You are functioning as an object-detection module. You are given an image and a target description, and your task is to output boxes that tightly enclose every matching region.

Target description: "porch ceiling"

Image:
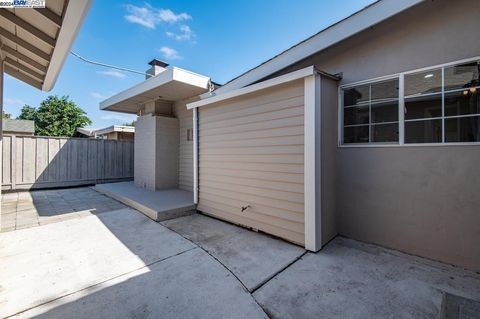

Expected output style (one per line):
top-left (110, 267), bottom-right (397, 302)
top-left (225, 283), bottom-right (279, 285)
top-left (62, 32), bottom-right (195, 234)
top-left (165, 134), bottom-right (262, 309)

top-left (0, 0), bottom-right (92, 91)
top-left (100, 67), bottom-right (211, 114)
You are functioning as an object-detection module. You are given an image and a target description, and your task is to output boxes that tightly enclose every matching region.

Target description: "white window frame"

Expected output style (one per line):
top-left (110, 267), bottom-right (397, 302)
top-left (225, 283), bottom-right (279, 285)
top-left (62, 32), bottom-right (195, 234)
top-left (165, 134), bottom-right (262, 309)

top-left (338, 56), bottom-right (480, 147)
top-left (340, 75), bottom-right (400, 145)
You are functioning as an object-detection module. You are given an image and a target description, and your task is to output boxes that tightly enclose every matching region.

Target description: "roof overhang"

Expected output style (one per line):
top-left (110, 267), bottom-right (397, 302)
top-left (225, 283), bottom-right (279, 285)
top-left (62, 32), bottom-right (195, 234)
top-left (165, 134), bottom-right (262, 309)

top-left (187, 66), bottom-right (338, 109)
top-left (96, 125), bottom-right (135, 135)
top-left (213, 0), bottom-right (423, 95)
top-left (77, 125), bottom-right (135, 137)
top-left (100, 67), bottom-right (211, 114)
top-left (0, 0), bottom-right (93, 91)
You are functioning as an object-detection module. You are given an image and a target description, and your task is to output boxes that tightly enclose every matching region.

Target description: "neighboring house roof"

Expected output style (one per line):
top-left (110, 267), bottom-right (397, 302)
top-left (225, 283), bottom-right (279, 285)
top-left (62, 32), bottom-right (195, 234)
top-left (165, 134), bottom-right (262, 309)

top-left (100, 67), bottom-right (211, 114)
top-left (0, 0), bottom-right (93, 91)
top-left (212, 0), bottom-right (423, 95)
top-left (77, 125), bottom-right (135, 137)
top-left (2, 119), bottom-right (34, 134)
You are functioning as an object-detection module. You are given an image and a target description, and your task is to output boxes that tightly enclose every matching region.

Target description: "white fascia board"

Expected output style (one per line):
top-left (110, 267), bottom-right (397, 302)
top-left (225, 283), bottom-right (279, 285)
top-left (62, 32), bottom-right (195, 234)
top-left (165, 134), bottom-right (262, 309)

top-left (100, 67), bottom-right (210, 110)
top-left (213, 0), bottom-right (423, 95)
top-left (187, 66), bottom-right (317, 109)
top-left (113, 125), bottom-right (135, 133)
top-left (42, 0), bottom-right (93, 92)
top-left (94, 125), bottom-right (135, 136)
top-left (77, 127), bottom-right (95, 136)
top-left (172, 68), bottom-right (211, 89)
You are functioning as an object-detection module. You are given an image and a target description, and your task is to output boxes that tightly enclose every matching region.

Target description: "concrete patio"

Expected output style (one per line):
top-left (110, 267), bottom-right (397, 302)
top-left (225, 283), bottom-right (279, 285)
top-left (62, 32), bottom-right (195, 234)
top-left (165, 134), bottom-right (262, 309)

top-left (1, 188), bottom-right (480, 318)
top-left (0, 187), bottom-right (126, 232)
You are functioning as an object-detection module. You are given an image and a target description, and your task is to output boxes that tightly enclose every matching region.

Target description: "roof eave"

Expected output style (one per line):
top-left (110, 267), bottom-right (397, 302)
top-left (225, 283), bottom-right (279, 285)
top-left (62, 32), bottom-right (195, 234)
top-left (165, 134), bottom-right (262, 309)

top-left (42, 0), bottom-right (93, 92)
top-left (213, 0), bottom-right (423, 95)
top-left (99, 67), bottom-right (211, 113)
top-left (187, 65), bottom-right (336, 109)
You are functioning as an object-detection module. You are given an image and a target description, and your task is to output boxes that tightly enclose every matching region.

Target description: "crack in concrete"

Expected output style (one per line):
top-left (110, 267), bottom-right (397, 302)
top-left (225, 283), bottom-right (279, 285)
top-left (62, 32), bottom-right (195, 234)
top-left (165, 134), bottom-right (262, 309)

top-left (161, 219), bottom-right (307, 319)
top-left (250, 250), bottom-right (308, 294)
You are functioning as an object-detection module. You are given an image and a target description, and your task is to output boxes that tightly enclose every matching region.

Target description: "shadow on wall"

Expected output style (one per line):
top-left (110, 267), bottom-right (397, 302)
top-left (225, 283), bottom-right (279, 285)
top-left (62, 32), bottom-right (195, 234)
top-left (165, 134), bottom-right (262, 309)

top-left (1, 135), bottom-right (134, 192)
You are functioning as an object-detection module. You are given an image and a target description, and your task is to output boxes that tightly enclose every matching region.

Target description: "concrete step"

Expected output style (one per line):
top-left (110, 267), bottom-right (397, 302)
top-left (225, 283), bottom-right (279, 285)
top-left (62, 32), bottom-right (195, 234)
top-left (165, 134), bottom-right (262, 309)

top-left (95, 182), bottom-right (196, 222)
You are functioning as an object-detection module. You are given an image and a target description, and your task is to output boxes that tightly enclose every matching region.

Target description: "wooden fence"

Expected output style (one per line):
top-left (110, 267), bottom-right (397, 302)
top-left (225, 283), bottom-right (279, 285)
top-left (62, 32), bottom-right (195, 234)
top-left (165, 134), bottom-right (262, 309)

top-left (2, 136), bottom-right (134, 191)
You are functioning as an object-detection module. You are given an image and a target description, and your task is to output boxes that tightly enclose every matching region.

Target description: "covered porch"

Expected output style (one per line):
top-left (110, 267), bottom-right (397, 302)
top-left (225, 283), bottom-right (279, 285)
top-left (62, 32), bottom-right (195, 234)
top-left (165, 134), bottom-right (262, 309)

top-left (98, 60), bottom-right (212, 220)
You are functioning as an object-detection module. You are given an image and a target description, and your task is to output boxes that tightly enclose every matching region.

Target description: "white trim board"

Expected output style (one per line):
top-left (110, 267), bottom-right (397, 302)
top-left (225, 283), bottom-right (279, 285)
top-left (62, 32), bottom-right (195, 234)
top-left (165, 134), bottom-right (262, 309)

top-left (304, 74), bottom-right (322, 251)
top-left (211, 0), bottom-right (423, 96)
top-left (193, 107), bottom-right (199, 204)
top-left (187, 66), bottom-right (319, 109)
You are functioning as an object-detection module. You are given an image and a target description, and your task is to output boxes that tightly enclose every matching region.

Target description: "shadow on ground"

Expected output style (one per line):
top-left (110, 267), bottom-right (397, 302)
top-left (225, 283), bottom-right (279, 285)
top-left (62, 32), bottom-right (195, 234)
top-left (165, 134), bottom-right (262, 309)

top-left (1, 187), bottom-right (126, 231)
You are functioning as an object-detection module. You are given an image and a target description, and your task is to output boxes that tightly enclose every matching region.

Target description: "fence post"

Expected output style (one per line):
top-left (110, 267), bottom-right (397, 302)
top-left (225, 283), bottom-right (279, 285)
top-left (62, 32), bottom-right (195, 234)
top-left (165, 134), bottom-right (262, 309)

top-left (11, 135), bottom-right (16, 191)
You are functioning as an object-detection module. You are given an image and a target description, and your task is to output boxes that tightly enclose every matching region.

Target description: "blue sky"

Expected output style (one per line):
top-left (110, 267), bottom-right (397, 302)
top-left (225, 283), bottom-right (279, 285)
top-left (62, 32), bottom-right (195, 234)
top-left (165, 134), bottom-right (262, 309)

top-left (3, 0), bottom-right (375, 128)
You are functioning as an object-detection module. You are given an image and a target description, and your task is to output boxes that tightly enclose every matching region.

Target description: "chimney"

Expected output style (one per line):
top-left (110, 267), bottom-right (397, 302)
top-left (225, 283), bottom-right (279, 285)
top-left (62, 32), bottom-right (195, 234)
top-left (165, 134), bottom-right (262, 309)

top-left (146, 59), bottom-right (169, 79)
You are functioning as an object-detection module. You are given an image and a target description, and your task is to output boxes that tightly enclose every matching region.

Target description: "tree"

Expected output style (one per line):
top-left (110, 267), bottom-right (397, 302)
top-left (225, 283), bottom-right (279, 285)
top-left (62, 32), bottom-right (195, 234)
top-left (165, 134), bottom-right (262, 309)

top-left (18, 96), bottom-right (92, 137)
top-left (122, 120), bottom-right (136, 126)
top-left (17, 105), bottom-right (37, 121)
top-left (2, 111), bottom-right (12, 119)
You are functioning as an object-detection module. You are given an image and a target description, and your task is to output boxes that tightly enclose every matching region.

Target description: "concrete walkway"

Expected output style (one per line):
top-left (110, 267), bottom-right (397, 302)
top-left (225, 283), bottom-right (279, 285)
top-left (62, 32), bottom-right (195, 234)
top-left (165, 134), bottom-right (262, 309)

top-left (1, 189), bottom-right (480, 318)
top-left (254, 237), bottom-right (480, 319)
top-left (0, 208), bottom-right (267, 319)
top-left (162, 214), bottom-right (305, 292)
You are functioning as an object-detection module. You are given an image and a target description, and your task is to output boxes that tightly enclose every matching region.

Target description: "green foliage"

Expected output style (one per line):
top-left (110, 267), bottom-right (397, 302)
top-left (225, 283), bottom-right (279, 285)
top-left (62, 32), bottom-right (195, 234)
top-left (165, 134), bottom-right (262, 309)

top-left (122, 121), bottom-right (136, 127)
top-left (17, 96), bottom-right (92, 137)
top-left (17, 105), bottom-right (37, 121)
top-left (2, 111), bottom-right (12, 119)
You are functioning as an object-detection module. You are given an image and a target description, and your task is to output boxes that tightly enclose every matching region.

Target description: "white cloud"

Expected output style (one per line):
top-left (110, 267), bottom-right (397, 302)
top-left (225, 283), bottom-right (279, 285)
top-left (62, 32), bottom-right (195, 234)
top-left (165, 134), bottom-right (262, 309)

top-left (159, 46), bottom-right (181, 60)
top-left (124, 4), bottom-right (191, 29)
top-left (158, 9), bottom-right (191, 23)
top-left (166, 25), bottom-right (194, 41)
top-left (4, 97), bottom-right (26, 106)
top-left (96, 69), bottom-right (127, 79)
top-left (90, 92), bottom-right (109, 99)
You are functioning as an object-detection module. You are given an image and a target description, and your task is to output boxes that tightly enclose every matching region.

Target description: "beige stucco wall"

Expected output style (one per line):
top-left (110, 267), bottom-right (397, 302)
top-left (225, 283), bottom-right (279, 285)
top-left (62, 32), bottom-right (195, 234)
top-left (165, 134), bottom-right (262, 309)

top-left (198, 80), bottom-right (305, 245)
top-left (134, 114), bottom-right (179, 190)
top-left (267, 0), bottom-right (480, 269)
top-left (155, 116), bottom-right (179, 190)
top-left (269, 0), bottom-right (480, 85)
top-left (319, 76), bottom-right (338, 245)
top-left (134, 115), bottom-right (156, 190)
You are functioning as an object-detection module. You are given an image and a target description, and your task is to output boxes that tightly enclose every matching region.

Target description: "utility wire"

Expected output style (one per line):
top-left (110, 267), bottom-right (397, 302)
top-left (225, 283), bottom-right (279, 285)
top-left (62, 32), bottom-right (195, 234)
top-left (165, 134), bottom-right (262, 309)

top-left (70, 51), bottom-right (150, 77)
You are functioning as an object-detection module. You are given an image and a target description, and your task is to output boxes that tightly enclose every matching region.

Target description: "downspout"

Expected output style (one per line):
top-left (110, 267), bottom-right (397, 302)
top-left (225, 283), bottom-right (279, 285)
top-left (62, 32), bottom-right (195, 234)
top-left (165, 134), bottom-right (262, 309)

top-left (193, 106), bottom-right (199, 204)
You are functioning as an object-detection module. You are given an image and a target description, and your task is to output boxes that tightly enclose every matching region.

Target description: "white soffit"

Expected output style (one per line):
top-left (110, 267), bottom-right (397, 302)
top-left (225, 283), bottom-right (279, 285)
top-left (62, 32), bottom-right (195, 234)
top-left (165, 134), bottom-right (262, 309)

top-left (100, 67), bottom-right (211, 114)
top-left (213, 0), bottom-right (423, 95)
top-left (43, 0), bottom-right (93, 91)
top-left (0, 0), bottom-right (93, 92)
top-left (187, 66), bottom-right (324, 109)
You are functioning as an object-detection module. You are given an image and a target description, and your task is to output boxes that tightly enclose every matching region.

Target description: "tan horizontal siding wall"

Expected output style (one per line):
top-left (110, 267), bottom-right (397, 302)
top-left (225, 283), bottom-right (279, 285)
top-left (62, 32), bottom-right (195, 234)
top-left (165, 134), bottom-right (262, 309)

top-left (174, 101), bottom-right (194, 192)
top-left (198, 80), bottom-right (305, 245)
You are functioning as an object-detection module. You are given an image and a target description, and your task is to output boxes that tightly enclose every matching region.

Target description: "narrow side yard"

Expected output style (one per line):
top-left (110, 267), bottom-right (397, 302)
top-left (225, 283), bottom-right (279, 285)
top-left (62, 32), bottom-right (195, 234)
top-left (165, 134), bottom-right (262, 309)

top-left (1, 188), bottom-right (479, 318)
